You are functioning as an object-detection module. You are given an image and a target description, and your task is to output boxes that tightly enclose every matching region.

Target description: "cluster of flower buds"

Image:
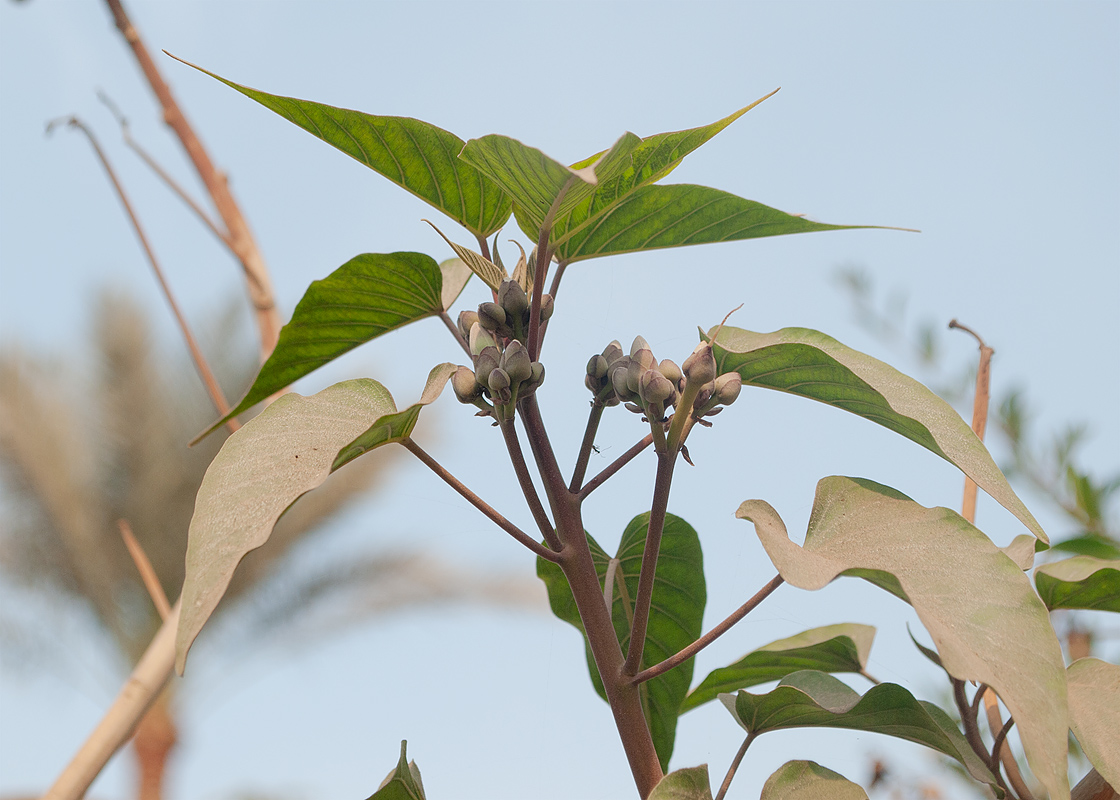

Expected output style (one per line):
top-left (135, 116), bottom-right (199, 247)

top-left (585, 336), bottom-right (743, 426)
top-left (451, 278), bottom-right (549, 421)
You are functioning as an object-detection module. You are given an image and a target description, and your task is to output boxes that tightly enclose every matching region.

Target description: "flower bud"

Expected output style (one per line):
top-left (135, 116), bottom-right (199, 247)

top-left (626, 357), bottom-right (645, 395)
top-left (473, 345), bottom-right (501, 386)
top-left (488, 367), bottom-right (512, 404)
top-left (602, 340), bottom-right (625, 366)
top-left (657, 358), bottom-right (683, 386)
top-left (529, 361), bottom-right (545, 387)
top-left (457, 310), bottom-right (480, 342)
top-left (630, 335), bottom-right (651, 357)
top-left (714, 372), bottom-right (742, 406)
top-left (469, 322), bottom-right (497, 356)
top-left (639, 369), bottom-right (674, 406)
top-left (586, 354), bottom-right (609, 381)
top-left (611, 359), bottom-right (635, 401)
top-left (497, 279), bottom-right (529, 321)
top-left (539, 294), bottom-right (555, 322)
top-left (451, 365), bottom-right (483, 403)
top-left (683, 342), bottom-right (717, 385)
top-left (477, 302), bottom-right (507, 333)
top-left (501, 340), bottom-right (533, 385)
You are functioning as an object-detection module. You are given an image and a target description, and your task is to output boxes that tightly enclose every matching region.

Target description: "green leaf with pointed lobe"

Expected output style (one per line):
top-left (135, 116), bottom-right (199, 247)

top-left (681, 623), bottom-right (875, 712)
top-left (201, 252), bottom-right (448, 438)
top-left (737, 477), bottom-right (1068, 800)
top-left (552, 184), bottom-right (872, 264)
top-left (1035, 557), bottom-right (1120, 612)
top-left (536, 513), bottom-right (706, 771)
top-left (712, 326), bottom-right (1045, 541)
top-left (760, 761), bottom-right (869, 800)
top-left (550, 92), bottom-right (779, 251)
top-left (460, 132), bottom-right (640, 237)
top-left (364, 741), bottom-right (426, 800)
top-left (177, 369), bottom-right (453, 673)
top-left (722, 671), bottom-right (996, 786)
top-left (1067, 658), bottom-right (1120, 786)
top-left (171, 56), bottom-right (511, 237)
top-left (648, 766), bottom-right (713, 800)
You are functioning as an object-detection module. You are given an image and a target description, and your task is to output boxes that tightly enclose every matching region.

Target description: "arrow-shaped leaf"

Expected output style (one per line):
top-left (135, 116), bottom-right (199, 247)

top-left (737, 477), bottom-right (1068, 799)
top-left (721, 670), bottom-right (996, 786)
top-left (760, 761), bottom-right (869, 800)
top-left (681, 623), bottom-right (875, 713)
top-left (552, 184), bottom-right (874, 264)
top-left (1067, 658), bottom-right (1120, 786)
top-left (364, 740), bottom-right (426, 800)
top-left (171, 56), bottom-right (511, 238)
top-left (1035, 556), bottom-right (1120, 612)
top-left (201, 252), bottom-right (448, 438)
top-left (550, 92), bottom-right (779, 252)
top-left (712, 326), bottom-right (1045, 541)
top-left (537, 513), bottom-right (706, 770)
top-left (177, 367), bottom-right (454, 673)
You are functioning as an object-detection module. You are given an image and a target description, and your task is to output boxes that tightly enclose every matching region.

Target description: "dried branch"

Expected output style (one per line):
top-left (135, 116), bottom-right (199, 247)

top-left (103, 0), bottom-right (282, 359)
top-left (118, 519), bottom-right (171, 620)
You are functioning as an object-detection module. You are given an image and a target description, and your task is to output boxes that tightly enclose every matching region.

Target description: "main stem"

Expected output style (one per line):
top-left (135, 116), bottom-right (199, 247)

top-left (517, 396), bottom-right (663, 797)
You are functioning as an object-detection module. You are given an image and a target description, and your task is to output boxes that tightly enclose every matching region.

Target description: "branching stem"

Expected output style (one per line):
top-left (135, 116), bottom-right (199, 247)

top-left (498, 417), bottom-right (561, 551)
top-left (579, 434), bottom-right (654, 500)
top-left (570, 402), bottom-right (606, 493)
top-left (402, 438), bottom-right (558, 561)
top-left (632, 575), bottom-right (784, 685)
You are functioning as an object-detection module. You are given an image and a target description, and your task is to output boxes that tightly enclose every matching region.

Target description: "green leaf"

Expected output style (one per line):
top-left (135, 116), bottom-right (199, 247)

top-left (177, 369), bottom-right (453, 673)
top-left (334, 363), bottom-right (456, 470)
top-left (172, 57), bottom-right (511, 238)
top-left (536, 513), bottom-right (706, 771)
top-left (552, 184), bottom-right (874, 264)
top-left (201, 252), bottom-right (447, 438)
top-left (365, 740), bottom-right (426, 800)
top-left (1049, 533), bottom-right (1120, 560)
top-left (737, 477), bottom-right (1068, 800)
top-left (759, 761), bottom-right (869, 800)
top-left (1035, 556), bottom-right (1120, 612)
top-left (1067, 658), bottom-right (1120, 786)
top-left (722, 671), bottom-right (996, 786)
top-left (681, 623), bottom-right (875, 713)
top-left (459, 132), bottom-right (638, 237)
top-left (649, 766), bottom-right (713, 800)
top-left (550, 92), bottom-right (779, 253)
top-left (712, 326), bottom-right (1046, 541)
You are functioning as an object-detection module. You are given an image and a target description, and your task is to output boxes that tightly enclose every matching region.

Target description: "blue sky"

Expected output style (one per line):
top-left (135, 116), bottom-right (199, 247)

top-left (1, 2), bottom-right (1117, 799)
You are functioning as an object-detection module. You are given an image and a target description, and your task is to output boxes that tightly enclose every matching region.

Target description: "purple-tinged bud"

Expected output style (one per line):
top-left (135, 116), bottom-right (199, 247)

top-left (630, 335), bottom-right (651, 357)
top-left (587, 354), bottom-right (609, 381)
top-left (714, 372), bottom-right (742, 406)
top-left (457, 310), bottom-right (480, 342)
top-left (539, 294), bottom-right (555, 322)
top-left (451, 365), bottom-right (483, 403)
top-left (488, 368), bottom-right (512, 404)
top-left (501, 340), bottom-right (532, 385)
top-left (497, 279), bottom-right (529, 321)
top-left (611, 359), bottom-right (635, 401)
top-left (602, 340), bottom-right (625, 366)
top-left (657, 358), bottom-right (682, 386)
top-left (477, 302), bottom-right (507, 333)
top-left (639, 368), bottom-right (674, 406)
top-left (529, 362), bottom-right (545, 387)
top-left (473, 346), bottom-right (501, 386)
top-left (683, 342), bottom-right (717, 385)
